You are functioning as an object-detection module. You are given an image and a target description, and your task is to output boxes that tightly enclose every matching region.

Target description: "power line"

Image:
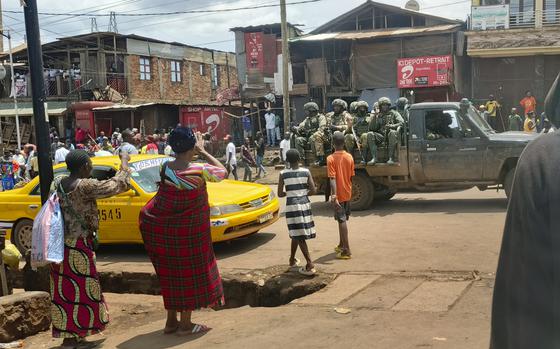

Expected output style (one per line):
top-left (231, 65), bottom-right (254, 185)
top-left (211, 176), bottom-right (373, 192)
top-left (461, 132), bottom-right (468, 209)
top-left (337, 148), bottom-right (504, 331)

top-left (3, 0), bottom-right (322, 17)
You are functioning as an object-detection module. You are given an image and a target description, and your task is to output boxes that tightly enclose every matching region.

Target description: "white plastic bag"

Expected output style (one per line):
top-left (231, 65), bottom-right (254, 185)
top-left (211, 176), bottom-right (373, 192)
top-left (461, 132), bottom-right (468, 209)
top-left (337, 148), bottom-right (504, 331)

top-left (31, 193), bottom-right (64, 268)
top-left (46, 195), bottom-right (64, 263)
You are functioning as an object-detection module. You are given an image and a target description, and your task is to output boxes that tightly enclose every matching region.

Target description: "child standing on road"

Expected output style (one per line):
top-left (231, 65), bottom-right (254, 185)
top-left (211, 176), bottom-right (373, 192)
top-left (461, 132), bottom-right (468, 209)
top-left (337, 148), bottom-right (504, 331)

top-left (327, 131), bottom-right (355, 259)
top-left (278, 149), bottom-right (317, 276)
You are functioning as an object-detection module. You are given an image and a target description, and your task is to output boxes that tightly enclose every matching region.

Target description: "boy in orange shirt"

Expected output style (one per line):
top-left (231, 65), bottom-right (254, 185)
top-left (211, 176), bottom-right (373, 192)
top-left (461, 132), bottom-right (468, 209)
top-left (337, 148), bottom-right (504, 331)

top-left (327, 131), bottom-right (355, 259)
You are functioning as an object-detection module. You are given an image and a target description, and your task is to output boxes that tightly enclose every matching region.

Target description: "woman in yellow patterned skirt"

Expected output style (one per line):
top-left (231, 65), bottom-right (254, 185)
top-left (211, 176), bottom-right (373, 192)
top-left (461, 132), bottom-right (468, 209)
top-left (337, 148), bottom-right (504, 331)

top-left (52, 150), bottom-right (130, 349)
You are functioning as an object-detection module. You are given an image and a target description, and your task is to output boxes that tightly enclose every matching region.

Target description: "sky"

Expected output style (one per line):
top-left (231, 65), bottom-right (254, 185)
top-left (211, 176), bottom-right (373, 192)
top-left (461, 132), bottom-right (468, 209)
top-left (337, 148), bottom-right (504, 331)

top-left (1, 0), bottom-right (471, 52)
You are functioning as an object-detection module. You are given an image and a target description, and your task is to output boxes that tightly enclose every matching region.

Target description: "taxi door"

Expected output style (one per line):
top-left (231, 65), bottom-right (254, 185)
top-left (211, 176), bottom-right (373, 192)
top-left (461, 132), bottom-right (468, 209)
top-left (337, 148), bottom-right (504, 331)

top-left (92, 166), bottom-right (142, 243)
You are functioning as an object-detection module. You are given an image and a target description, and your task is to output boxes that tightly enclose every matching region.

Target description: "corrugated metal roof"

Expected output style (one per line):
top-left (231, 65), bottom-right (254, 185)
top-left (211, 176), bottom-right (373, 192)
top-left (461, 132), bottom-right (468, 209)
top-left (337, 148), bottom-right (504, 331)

top-left (292, 24), bottom-right (461, 42)
top-left (0, 107), bottom-right (66, 117)
top-left (92, 103), bottom-right (155, 111)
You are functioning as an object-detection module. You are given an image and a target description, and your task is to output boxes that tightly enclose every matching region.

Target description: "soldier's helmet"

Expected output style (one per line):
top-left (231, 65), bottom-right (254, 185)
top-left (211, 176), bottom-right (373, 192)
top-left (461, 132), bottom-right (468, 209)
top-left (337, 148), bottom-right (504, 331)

top-left (304, 102), bottom-right (319, 113)
top-left (396, 97), bottom-right (409, 108)
top-left (355, 101), bottom-right (369, 110)
top-left (460, 98), bottom-right (471, 107)
top-left (378, 97), bottom-right (392, 106)
top-left (349, 101), bottom-right (358, 113)
top-left (332, 99), bottom-right (348, 110)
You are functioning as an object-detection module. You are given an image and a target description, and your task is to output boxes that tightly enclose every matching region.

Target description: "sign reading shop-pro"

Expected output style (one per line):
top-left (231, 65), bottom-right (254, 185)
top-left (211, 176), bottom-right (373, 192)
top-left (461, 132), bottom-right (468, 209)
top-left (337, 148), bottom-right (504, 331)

top-left (397, 55), bottom-right (453, 89)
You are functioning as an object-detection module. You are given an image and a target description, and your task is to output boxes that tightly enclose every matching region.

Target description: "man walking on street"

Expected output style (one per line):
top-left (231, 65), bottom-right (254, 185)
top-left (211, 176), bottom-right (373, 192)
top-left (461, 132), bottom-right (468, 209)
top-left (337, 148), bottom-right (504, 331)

top-left (225, 134), bottom-right (238, 180)
top-left (255, 131), bottom-right (268, 178)
top-left (265, 108), bottom-right (277, 147)
top-left (279, 132), bottom-right (291, 165)
top-left (328, 131), bottom-right (355, 260)
top-left (241, 138), bottom-right (256, 182)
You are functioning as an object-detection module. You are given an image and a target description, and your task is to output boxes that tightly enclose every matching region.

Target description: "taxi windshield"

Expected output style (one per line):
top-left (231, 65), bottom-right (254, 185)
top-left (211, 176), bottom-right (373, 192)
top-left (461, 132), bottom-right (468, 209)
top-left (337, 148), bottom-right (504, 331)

top-left (130, 157), bottom-right (173, 193)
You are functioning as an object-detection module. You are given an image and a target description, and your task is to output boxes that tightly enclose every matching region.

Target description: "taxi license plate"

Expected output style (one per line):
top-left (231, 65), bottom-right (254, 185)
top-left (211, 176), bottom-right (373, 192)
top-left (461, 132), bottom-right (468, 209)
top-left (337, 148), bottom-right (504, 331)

top-left (258, 212), bottom-right (273, 223)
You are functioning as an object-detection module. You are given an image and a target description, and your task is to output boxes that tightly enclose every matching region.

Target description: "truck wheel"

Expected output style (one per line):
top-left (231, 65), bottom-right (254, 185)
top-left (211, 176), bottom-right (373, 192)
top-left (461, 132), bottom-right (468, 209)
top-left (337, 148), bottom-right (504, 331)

top-left (504, 168), bottom-right (515, 199)
top-left (13, 219), bottom-right (33, 255)
top-left (351, 173), bottom-right (374, 211)
top-left (377, 191), bottom-right (397, 201)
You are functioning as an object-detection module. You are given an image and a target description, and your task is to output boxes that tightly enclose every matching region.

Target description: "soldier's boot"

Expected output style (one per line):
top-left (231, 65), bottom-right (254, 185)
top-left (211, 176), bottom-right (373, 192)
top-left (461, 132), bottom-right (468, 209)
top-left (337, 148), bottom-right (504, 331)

top-left (387, 131), bottom-right (398, 164)
top-left (366, 134), bottom-right (377, 166)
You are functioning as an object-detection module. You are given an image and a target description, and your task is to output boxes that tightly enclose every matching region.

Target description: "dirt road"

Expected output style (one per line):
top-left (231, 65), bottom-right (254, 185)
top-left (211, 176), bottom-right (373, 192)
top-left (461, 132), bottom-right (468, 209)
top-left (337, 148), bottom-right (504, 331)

top-left (24, 188), bottom-right (507, 348)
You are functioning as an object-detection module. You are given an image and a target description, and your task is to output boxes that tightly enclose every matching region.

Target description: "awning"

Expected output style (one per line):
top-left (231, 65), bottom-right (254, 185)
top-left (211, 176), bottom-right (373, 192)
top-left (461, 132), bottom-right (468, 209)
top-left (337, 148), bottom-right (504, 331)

top-left (465, 27), bottom-right (560, 57)
top-left (0, 107), bottom-right (67, 117)
top-left (291, 24), bottom-right (461, 42)
top-left (92, 102), bottom-right (155, 112)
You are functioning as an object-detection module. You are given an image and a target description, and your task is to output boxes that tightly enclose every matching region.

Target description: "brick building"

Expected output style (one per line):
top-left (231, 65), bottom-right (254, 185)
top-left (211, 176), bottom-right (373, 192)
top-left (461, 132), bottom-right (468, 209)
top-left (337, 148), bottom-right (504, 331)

top-left (0, 32), bottom-right (240, 146)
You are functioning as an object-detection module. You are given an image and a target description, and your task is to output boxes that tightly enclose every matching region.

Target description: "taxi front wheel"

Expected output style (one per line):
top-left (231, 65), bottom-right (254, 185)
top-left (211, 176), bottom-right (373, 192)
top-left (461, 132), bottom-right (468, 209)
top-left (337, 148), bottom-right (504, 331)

top-left (13, 219), bottom-right (33, 255)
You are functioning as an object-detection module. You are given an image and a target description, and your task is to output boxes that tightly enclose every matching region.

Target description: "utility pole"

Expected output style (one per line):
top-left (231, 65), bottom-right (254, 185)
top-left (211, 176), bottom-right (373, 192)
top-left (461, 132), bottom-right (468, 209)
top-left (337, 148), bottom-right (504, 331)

top-left (280, 0), bottom-right (291, 132)
top-left (6, 31), bottom-right (22, 151)
top-left (108, 12), bottom-right (118, 33)
top-left (23, 0), bottom-right (52, 204)
top-left (91, 17), bottom-right (98, 33)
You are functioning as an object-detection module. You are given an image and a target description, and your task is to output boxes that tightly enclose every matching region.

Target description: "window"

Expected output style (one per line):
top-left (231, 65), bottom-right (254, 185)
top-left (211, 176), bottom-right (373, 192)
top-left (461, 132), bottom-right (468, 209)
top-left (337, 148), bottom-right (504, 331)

top-left (139, 57), bottom-right (151, 80)
top-left (170, 60), bottom-right (181, 83)
top-left (199, 64), bottom-right (206, 76)
top-left (424, 109), bottom-right (464, 140)
top-left (211, 64), bottom-right (220, 89)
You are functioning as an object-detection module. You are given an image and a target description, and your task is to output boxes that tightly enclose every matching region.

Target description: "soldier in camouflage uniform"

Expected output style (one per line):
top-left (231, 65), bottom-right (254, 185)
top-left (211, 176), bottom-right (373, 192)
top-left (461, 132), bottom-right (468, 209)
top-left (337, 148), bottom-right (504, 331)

top-left (349, 101), bottom-right (358, 116)
top-left (344, 101), bottom-right (375, 164)
top-left (396, 97), bottom-right (410, 122)
top-left (294, 102), bottom-right (327, 164)
top-left (370, 97), bottom-right (405, 165)
top-left (313, 99), bottom-right (351, 165)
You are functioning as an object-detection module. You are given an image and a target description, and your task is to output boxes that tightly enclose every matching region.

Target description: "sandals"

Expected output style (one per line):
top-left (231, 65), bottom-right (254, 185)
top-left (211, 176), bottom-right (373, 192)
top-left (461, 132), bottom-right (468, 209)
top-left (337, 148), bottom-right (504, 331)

top-left (298, 266), bottom-right (317, 276)
top-left (179, 324), bottom-right (211, 336)
top-left (289, 257), bottom-right (301, 271)
top-left (336, 252), bottom-right (351, 260)
top-left (334, 246), bottom-right (342, 253)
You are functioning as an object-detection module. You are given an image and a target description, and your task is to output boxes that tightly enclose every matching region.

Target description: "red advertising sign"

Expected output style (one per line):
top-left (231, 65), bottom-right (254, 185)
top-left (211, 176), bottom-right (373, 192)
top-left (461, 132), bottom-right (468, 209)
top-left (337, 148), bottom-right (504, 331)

top-left (245, 32), bottom-right (264, 71)
top-left (397, 55), bottom-right (453, 88)
top-left (180, 106), bottom-right (231, 141)
top-left (75, 109), bottom-right (94, 134)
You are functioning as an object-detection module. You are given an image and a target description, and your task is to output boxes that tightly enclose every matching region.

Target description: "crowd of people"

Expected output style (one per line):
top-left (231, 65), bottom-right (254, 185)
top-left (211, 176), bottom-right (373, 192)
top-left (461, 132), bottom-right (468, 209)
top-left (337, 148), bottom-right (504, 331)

top-left (479, 90), bottom-right (556, 133)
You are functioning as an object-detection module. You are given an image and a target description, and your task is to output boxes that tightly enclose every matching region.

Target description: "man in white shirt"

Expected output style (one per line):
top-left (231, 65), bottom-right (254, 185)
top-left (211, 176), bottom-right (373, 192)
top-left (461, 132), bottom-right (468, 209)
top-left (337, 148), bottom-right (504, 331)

top-left (114, 129), bottom-right (139, 155)
top-left (279, 132), bottom-right (291, 165)
top-left (54, 141), bottom-right (71, 164)
top-left (264, 108), bottom-right (276, 147)
top-left (224, 134), bottom-right (238, 180)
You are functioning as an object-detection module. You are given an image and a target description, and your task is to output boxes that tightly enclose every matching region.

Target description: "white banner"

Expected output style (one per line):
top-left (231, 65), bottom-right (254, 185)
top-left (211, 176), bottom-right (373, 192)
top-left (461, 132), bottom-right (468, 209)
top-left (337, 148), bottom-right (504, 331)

top-left (471, 5), bottom-right (510, 30)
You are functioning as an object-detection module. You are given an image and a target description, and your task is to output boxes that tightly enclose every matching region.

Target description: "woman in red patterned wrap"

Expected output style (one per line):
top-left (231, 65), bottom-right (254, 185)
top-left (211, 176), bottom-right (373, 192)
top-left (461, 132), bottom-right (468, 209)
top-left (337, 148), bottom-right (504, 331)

top-left (139, 127), bottom-right (226, 335)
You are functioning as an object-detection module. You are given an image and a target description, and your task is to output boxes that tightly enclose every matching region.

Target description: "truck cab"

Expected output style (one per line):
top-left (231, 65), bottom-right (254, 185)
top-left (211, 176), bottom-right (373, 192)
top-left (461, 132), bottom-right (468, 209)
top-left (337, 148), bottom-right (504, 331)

top-left (310, 102), bottom-right (536, 210)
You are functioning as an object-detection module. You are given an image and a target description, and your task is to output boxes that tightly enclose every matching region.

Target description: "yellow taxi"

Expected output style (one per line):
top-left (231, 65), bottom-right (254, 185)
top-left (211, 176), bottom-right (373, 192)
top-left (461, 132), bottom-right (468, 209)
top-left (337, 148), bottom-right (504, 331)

top-left (0, 155), bottom-right (280, 253)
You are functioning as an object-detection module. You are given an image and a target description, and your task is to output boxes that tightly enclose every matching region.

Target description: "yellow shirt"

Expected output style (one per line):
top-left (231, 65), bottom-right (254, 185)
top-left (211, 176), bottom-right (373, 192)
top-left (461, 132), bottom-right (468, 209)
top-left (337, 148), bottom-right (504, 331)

top-left (485, 100), bottom-right (500, 117)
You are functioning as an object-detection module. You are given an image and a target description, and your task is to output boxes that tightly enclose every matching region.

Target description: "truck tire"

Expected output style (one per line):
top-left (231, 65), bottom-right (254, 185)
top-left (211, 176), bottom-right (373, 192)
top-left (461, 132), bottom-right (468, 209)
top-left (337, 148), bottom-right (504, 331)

top-left (351, 173), bottom-right (374, 211)
top-left (504, 168), bottom-right (515, 199)
top-left (13, 219), bottom-right (33, 255)
top-left (378, 191), bottom-right (396, 201)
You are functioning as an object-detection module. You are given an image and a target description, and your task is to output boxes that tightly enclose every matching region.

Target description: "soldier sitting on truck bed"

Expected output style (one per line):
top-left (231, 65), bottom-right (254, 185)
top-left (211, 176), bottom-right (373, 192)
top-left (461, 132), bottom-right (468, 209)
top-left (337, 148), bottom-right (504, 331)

top-left (369, 97), bottom-right (405, 165)
top-left (315, 99), bottom-right (352, 165)
top-left (344, 101), bottom-right (375, 165)
top-left (396, 97), bottom-right (410, 122)
top-left (294, 102), bottom-right (327, 164)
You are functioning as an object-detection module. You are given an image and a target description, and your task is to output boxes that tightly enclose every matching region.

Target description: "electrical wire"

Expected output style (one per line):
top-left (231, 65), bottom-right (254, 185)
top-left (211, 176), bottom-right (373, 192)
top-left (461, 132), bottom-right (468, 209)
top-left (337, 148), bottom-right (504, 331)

top-left (3, 0), bottom-right (322, 16)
